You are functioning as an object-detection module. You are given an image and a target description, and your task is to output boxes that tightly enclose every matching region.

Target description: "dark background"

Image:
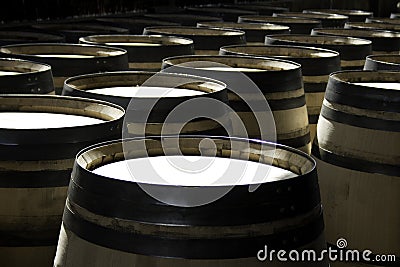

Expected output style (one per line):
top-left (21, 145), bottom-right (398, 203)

top-left (0, 0), bottom-right (398, 23)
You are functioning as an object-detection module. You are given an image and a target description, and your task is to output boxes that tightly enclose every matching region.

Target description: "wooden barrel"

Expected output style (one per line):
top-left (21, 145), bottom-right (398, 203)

top-left (62, 71), bottom-right (230, 136)
top-left (54, 136), bottom-right (328, 267)
top-left (0, 95), bottom-right (124, 267)
top-left (144, 13), bottom-right (222, 26)
top-left (265, 34), bottom-right (372, 70)
top-left (272, 12), bottom-right (348, 28)
top-left (79, 35), bottom-right (194, 71)
top-left (95, 17), bottom-right (180, 34)
top-left (0, 58), bottom-right (54, 94)
top-left (311, 28), bottom-right (400, 54)
top-left (303, 9), bottom-right (373, 22)
top-left (219, 44), bottom-right (341, 141)
top-left (162, 55), bottom-right (311, 154)
top-left (0, 31), bottom-right (64, 45)
top-left (185, 7), bottom-right (258, 22)
top-left (197, 21), bottom-right (290, 45)
top-left (31, 22), bottom-right (129, 43)
top-left (143, 26), bottom-right (246, 55)
top-left (0, 43), bottom-right (129, 95)
top-left (312, 71), bottom-right (400, 261)
top-left (364, 54), bottom-right (400, 71)
top-left (238, 16), bottom-right (322, 34)
top-left (223, 4), bottom-right (289, 16)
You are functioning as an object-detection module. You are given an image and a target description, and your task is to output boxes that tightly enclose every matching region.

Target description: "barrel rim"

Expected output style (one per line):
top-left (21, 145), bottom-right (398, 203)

top-left (220, 44), bottom-right (340, 59)
top-left (274, 11), bottom-right (349, 20)
top-left (303, 8), bottom-right (373, 16)
top-left (328, 70), bottom-right (400, 92)
top-left (63, 70), bottom-right (228, 100)
top-left (197, 21), bottom-right (290, 31)
top-left (0, 94), bottom-right (125, 130)
top-left (143, 25), bottom-right (246, 36)
top-left (265, 33), bottom-right (372, 46)
top-left (162, 54), bottom-right (302, 72)
top-left (74, 135), bottom-right (317, 188)
top-left (365, 54), bottom-right (400, 65)
top-left (79, 34), bottom-right (194, 46)
top-left (312, 27), bottom-right (400, 38)
top-left (238, 15), bottom-right (322, 24)
top-left (0, 42), bottom-right (128, 59)
top-left (0, 57), bottom-right (52, 73)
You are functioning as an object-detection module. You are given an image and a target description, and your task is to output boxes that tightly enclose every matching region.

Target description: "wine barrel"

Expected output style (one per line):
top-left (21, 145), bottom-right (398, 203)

top-left (162, 55), bottom-right (311, 154)
top-left (364, 54), bottom-right (400, 71)
top-left (143, 26), bottom-right (246, 55)
top-left (31, 22), bottom-right (129, 43)
top-left (79, 35), bottom-right (194, 71)
top-left (311, 28), bottom-right (400, 54)
top-left (0, 95), bottom-right (124, 267)
top-left (62, 71), bottom-right (229, 136)
top-left (303, 9), bottom-right (373, 22)
top-left (197, 21), bottom-right (290, 45)
top-left (0, 43), bottom-right (129, 95)
top-left (0, 58), bottom-right (54, 94)
top-left (185, 6), bottom-right (258, 22)
top-left (265, 34), bottom-right (372, 70)
top-left (144, 13), bottom-right (222, 26)
top-left (219, 44), bottom-right (341, 141)
top-left (272, 12), bottom-right (348, 28)
top-left (54, 136), bottom-right (328, 267)
top-left (238, 16), bottom-right (321, 34)
top-left (312, 71), bottom-right (400, 261)
top-left (0, 31), bottom-right (65, 45)
top-left (95, 17), bottom-right (180, 34)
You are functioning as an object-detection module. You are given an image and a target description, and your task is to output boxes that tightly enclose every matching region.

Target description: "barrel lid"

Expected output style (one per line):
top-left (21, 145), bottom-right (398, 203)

top-left (345, 22), bottom-right (400, 32)
top-left (220, 44), bottom-right (340, 75)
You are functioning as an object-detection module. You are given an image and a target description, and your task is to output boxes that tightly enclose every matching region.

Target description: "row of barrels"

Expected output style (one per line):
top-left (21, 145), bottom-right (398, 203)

top-left (0, 5), bottom-right (399, 267)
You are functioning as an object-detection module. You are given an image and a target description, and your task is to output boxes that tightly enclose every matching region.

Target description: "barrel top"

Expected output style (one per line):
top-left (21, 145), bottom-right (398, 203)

top-left (0, 43), bottom-right (128, 58)
top-left (163, 54), bottom-right (301, 72)
top-left (345, 22), bottom-right (400, 31)
top-left (76, 136), bottom-right (315, 187)
top-left (274, 12), bottom-right (348, 20)
top-left (143, 26), bottom-right (245, 36)
top-left (220, 44), bottom-right (339, 59)
top-left (0, 94), bottom-right (125, 130)
top-left (329, 70), bottom-right (400, 92)
top-left (64, 71), bottom-right (227, 98)
top-left (366, 54), bottom-right (400, 64)
top-left (197, 21), bottom-right (290, 31)
top-left (304, 9), bottom-right (373, 16)
top-left (0, 57), bottom-right (51, 73)
top-left (266, 34), bottom-right (372, 46)
top-left (239, 15), bottom-right (321, 24)
top-left (312, 28), bottom-right (400, 38)
top-left (79, 34), bottom-right (194, 46)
